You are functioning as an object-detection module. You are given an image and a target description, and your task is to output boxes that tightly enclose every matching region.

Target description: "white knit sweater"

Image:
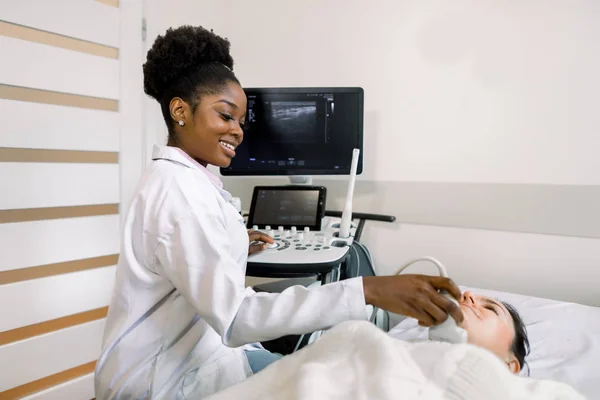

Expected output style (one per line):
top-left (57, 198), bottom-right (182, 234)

top-left (208, 320), bottom-right (586, 400)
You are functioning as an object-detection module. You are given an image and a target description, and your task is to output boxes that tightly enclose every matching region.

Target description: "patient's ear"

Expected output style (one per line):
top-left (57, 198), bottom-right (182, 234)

top-left (506, 355), bottom-right (520, 374)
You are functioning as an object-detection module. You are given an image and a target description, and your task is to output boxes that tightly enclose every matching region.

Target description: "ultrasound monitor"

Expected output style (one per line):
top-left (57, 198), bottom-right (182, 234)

top-left (220, 87), bottom-right (363, 177)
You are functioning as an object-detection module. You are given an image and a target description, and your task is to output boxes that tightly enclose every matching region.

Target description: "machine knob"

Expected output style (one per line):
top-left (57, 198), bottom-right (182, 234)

top-left (266, 241), bottom-right (278, 249)
top-left (278, 226), bottom-right (284, 233)
top-left (304, 227), bottom-right (310, 233)
top-left (265, 225), bottom-right (271, 230)
top-left (291, 226), bottom-right (297, 234)
top-left (252, 225), bottom-right (259, 231)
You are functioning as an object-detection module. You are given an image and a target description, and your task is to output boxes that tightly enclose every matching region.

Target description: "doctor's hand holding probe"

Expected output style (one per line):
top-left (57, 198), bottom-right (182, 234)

top-left (94, 25), bottom-right (463, 400)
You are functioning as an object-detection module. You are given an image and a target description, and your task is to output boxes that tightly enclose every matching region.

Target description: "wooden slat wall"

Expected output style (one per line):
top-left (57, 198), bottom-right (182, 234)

top-left (0, 1), bottom-right (120, 398)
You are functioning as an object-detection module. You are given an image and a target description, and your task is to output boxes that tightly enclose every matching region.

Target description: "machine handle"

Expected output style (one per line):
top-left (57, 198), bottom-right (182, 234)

top-left (325, 211), bottom-right (396, 242)
top-left (324, 211), bottom-right (396, 223)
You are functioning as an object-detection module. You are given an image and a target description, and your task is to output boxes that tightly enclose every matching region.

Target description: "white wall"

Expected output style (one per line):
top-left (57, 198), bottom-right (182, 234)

top-left (144, 0), bottom-right (600, 306)
top-left (120, 0), bottom-right (146, 227)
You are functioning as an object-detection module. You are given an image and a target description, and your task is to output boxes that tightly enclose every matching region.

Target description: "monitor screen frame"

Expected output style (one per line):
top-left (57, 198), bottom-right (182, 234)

top-left (220, 86), bottom-right (364, 176)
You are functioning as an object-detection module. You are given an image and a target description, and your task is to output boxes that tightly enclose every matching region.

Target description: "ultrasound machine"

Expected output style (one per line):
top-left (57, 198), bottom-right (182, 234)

top-left (220, 87), bottom-right (396, 353)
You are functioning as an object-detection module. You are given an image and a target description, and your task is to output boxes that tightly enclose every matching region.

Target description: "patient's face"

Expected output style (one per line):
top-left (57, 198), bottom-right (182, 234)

top-left (459, 291), bottom-right (519, 373)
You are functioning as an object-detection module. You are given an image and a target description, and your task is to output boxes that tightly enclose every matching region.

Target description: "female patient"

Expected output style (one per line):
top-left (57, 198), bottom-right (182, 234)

top-left (389, 291), bottom-right (530, 374)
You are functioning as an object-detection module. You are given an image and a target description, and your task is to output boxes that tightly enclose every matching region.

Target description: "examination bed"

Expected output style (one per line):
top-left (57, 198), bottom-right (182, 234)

top-left (388, 286), bottom-right (600, 399)
top-left (253, 269), bottom-right (599, 398)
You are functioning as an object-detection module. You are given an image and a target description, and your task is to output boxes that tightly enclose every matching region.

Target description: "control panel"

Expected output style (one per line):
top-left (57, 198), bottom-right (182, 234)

top-left (247, 216), bottom-right (356, 270)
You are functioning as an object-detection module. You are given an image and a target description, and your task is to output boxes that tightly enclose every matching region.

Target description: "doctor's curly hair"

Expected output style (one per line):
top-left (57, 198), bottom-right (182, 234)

top-left (142, 25), bottom-right (240, 134)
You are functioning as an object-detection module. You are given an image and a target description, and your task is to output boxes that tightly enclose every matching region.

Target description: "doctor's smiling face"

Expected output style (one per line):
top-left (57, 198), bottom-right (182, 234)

top-left (459, 292), bottom-right (529, 374)
top-left (142, 25), bottom-right (247, 167)
top-left (168, 81), bottom-right (247, 168)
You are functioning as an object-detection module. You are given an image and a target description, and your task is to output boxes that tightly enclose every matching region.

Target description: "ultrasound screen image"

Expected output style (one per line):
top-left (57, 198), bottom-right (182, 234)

top-left (222, 88), bottom-right (363, 175)
top-left (268, 101), bottom-right (317, 142)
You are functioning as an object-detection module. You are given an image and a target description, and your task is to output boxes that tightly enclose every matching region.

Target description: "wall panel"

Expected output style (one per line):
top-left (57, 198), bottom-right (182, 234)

top-left (0, 0), bottom-right (126, 398)
top-left (0, 0), bottom-right (120, 47)
top-left (20, 373), bottom-right (95, 400)
top-left (0, 215), bottom-right (120, 272)
top-left (0, 37), bottom-right (119, 99)
top-left (0, 99), bottom-right (119, 152)
top-left (0, 320), bottom-right (105, 392)
top-left (0, 266), bottom-right (116, 333)
top-left (0, 163), bottom-right (119, 210)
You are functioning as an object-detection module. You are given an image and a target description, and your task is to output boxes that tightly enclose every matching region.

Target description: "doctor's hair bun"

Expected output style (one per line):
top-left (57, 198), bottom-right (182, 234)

top-left (143, 25), bottom-right (235, 101)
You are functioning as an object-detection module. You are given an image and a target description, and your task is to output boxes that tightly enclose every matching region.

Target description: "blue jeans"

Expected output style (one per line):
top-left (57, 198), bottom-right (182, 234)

top-left (244, 349), bottom-right (283, 374)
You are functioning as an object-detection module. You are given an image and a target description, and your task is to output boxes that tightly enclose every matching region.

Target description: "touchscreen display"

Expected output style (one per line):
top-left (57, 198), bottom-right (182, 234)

top-left (252, 189), bottom-right (320, 227)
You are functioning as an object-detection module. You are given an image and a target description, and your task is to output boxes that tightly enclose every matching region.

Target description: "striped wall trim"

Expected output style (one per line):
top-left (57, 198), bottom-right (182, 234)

top-left (0, 84), bottom-right (119, 111)
top-left (96, 0), bottom-right (120, 7)
top-left (0, 255), bottom-right (119, 285)
top-left (0, 308), bottom-right (108, 346)
top-left (0, 361), bottom-right (96, 399)
top-left (0, 204), bottom-right (119, 224)
top-left (0, 307), bottom-right (108, 346)
top-left (0, 148), bottom-right (119, 163)
top-left (0, 21), bottom-right (118, 59)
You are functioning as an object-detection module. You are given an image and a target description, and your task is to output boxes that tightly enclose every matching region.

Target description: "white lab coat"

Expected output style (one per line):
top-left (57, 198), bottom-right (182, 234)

top-left (95, 145), bottom-right (368, 399)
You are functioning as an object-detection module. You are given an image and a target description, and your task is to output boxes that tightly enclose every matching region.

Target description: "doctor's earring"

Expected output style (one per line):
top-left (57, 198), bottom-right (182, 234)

top-left (178, 120), bottom-right (185, 127)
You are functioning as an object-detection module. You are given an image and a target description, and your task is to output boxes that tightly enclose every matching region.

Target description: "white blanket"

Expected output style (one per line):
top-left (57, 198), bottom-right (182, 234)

top-left (208, 321), bottom-right (586, 400)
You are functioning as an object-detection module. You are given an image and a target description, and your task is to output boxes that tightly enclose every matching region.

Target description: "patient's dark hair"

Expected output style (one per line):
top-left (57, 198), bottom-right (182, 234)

top-left (142, 25), bottom-right (240, 138)
top-left (502, 301), bottom-right (530, 375)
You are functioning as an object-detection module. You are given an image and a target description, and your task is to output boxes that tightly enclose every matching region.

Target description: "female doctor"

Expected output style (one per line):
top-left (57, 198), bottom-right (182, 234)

top-left (94, 26), bottom-right (463, 399)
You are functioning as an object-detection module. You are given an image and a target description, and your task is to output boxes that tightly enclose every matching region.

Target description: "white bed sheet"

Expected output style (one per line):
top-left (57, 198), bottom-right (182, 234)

top-left (387, 286), bottom-right (600, 399)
